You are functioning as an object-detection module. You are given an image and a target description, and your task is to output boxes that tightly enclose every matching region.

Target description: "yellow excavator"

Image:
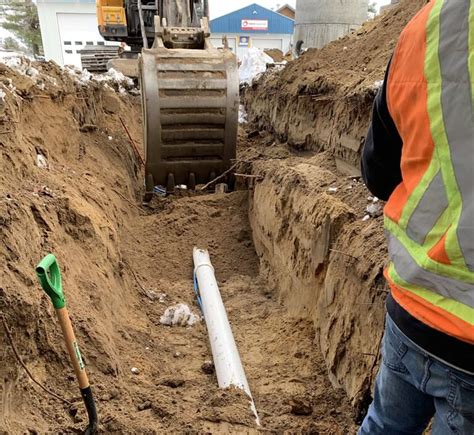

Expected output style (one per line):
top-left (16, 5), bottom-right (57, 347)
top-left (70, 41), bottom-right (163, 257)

top-left (96, 0), bottom-right (239, 202)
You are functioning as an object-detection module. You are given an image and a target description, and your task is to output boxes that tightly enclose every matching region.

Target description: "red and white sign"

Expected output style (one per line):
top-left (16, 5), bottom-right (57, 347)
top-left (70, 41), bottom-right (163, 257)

top-left (241, 19), bottom-right (268, 31)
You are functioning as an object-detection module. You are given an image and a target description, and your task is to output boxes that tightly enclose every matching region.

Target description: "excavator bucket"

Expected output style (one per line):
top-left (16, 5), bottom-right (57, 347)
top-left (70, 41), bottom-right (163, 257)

top-left (140, 17), bottom-right (239, 200)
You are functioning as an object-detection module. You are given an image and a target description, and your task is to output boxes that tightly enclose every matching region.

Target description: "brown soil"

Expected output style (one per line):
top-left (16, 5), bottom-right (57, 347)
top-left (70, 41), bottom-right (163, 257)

top-left (0, 63), bottom-right (356, 433)
top-left (1, 2), bottom-right (427, 431)
top-left (243, 0), bottom-right (427, 174)
top-left (263, 49), bottom-right (285, 63)
top-left (241, 0), bottom-right (427, 415)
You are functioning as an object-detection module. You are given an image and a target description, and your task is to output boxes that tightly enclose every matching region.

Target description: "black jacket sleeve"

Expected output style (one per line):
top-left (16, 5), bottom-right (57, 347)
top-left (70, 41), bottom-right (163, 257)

top-left (361, 62), bottom-right (403, 201)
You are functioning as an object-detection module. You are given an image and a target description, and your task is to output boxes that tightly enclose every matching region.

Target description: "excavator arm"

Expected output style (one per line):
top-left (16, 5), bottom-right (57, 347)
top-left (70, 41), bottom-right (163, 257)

top-left (96, 0), bottom-right (238, 201)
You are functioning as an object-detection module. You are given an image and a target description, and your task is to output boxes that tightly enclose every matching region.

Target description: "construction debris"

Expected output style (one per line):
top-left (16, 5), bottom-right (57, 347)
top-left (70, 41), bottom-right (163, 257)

top-left (159, 304), bottom-right (200, 327)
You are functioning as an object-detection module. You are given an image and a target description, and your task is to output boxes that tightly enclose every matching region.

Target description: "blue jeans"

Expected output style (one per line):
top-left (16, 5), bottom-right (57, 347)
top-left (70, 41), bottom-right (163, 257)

top-left (359, 315), bottom-right (474, 435)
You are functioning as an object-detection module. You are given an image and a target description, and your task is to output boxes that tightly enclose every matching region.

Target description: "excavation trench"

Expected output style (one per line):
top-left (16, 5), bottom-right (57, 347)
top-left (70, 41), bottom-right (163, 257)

top-left (0, 61), bottom-right (367, 433)
top-left (1, 1), bottom-right (425, 423)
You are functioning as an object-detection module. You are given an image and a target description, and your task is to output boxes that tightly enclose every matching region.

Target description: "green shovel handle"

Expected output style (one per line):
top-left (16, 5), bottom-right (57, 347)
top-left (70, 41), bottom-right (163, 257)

top-left (36, 254), bottom-right (66, 309)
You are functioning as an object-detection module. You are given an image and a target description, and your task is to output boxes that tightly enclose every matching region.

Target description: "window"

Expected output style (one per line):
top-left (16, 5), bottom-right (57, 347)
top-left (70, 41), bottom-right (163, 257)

top-left (97, 41), bottom-right (105, 46)
top-left (86, 41), bottom-right (93, 45)
top-left (65, 50), bottom-right (73, 54)
top-left (64, 41), bottom-right (71, 46)
top-left (75, 41), bottom-right (82, 45)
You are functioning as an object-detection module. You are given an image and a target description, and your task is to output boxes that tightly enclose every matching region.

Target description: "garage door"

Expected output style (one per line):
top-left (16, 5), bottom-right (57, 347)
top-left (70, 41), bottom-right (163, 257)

top-left (57, 13), bottom-right (107, 68)
top-left (252, 39), bottom-right (282, 50)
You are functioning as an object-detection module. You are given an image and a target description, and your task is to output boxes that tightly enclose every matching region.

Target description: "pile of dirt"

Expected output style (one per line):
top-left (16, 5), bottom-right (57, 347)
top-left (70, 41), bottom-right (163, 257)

top-left (0, 62), bottom-right (356, 432)
top-left (264, 49), bottom-right (285, 63)
top-left (262, 0), bottom-right (426, 96)
top-left (243, 0), bottom-right (426, 174)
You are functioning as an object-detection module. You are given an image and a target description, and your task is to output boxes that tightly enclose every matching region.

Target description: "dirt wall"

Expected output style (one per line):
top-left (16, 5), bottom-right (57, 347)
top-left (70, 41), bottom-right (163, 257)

top-left (0, 61), bottom-right (143, 432)
top-left (248, 155), bottom-right (387, 415)
top-left (243, 0), bottom-right (426, 175)
top-left (243, 0), bottom-right (427, 412)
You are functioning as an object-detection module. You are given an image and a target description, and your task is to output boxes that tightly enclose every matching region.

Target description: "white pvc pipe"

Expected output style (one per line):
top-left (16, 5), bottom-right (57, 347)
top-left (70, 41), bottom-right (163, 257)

top-left (193, 247), bottom-right (260, 426)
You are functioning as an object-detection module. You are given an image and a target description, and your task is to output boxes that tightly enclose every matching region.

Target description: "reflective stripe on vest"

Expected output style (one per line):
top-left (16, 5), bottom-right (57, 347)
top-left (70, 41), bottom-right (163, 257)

top-left (384, 0), bottom-right (474, 343)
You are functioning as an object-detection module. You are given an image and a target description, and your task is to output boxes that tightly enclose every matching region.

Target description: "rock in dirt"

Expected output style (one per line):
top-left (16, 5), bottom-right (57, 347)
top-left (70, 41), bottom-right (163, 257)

top-left (36, 153), bottom-right (48, 169)
top-left (145, 289), bottom-right (166, 302)
top-left (137, 401), bottom-right (152, 411)
top-left (366, 203), bottom-right (383, 217)
top-left (201, 360), bottom-right (215, 375)
top-left (290, 398), bottom-right (313, 416)
top-left (79, 124), bottom-right (97, 133)
top-left (68, 405), bottom-right (78, 417)
top-left (215, 183), bottom-right (228, 194)
top-left (15, 77), bottom-right (34, 95)
top-left (0, 89), bottom-right (5, 116)
top-left (160, 378), bottom-right (185, 388)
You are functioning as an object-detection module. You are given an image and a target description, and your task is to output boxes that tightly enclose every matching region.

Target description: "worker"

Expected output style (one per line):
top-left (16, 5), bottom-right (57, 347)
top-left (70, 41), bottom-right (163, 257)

top-left (359, 0), bottom-right (474, 433)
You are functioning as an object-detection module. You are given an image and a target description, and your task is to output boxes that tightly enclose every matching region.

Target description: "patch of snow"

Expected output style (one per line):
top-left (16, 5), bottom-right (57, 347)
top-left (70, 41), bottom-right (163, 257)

top-left (95, 68), bottom-right (134, 88)
top-left (239, 47), bottom-right (274, 85)
top-left (373, 80), bottom-right (384, 91)
top-left (239, 105), bottom-right (247, 124)
top-left (160, 303), bottom-right (200, 327)
top-left (366, 203), bottom-right (383, 217)
top-left (36, 154), bottom-right (48, 169)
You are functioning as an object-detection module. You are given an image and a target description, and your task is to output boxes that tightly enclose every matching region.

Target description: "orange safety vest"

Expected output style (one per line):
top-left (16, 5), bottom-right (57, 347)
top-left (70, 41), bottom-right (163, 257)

top-left (384, 0), bottom-right (474, 344)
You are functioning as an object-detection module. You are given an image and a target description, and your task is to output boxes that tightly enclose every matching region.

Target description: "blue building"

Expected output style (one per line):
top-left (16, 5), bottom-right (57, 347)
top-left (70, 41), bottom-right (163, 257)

top-left (210, 3), bottom-right (295, 59)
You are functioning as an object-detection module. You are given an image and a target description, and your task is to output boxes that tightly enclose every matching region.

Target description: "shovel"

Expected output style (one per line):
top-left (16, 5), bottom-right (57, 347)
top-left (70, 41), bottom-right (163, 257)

top-left (36, 254), bottom-right (98, 434)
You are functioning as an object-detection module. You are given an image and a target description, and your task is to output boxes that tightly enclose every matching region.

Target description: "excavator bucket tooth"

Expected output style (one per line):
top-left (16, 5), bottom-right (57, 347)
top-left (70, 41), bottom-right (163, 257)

top-left (188, 173), bottom-right (196, 191)
top-left (166, 173), bottom-right (176, 193)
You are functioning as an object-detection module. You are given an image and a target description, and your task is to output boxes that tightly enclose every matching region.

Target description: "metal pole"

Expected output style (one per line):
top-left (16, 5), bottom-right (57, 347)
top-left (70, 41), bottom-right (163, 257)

top-left (137, 0), bottom-right (149, 49)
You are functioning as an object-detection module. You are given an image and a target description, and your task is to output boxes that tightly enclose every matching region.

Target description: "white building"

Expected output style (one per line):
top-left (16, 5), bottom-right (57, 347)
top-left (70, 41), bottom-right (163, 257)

top-left (37, 0), bottom-right (113, 67)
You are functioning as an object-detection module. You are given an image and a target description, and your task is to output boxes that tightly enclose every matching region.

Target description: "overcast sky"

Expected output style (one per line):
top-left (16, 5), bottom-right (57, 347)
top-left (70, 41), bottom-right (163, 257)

top-left (209, 0), bottom-right (392, 19)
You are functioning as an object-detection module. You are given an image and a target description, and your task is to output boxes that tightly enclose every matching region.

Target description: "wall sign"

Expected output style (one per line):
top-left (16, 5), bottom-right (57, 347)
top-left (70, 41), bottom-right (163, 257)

top-left (241, 19), bottom-right (268, 31)
top-left (239, 36), bottom-right (250, 47)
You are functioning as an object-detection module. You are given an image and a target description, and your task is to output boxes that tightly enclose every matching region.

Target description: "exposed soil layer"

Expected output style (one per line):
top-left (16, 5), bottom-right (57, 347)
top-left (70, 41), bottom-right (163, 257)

top-left (246, 147), bottom-right (387, 414)
top-left (241, 0), bottom-right (429, 412)
top-left (0, 64), bottom-right (356, 432)
top-left (243, 0), bottom-right (426, 174)
top-left (263, 49), bottom-right (285, 63)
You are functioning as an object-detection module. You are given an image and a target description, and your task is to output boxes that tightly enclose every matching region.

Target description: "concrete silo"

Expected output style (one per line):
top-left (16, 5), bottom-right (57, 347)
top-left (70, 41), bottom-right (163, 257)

top-left (294, 0), bottom-right (369, 49)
